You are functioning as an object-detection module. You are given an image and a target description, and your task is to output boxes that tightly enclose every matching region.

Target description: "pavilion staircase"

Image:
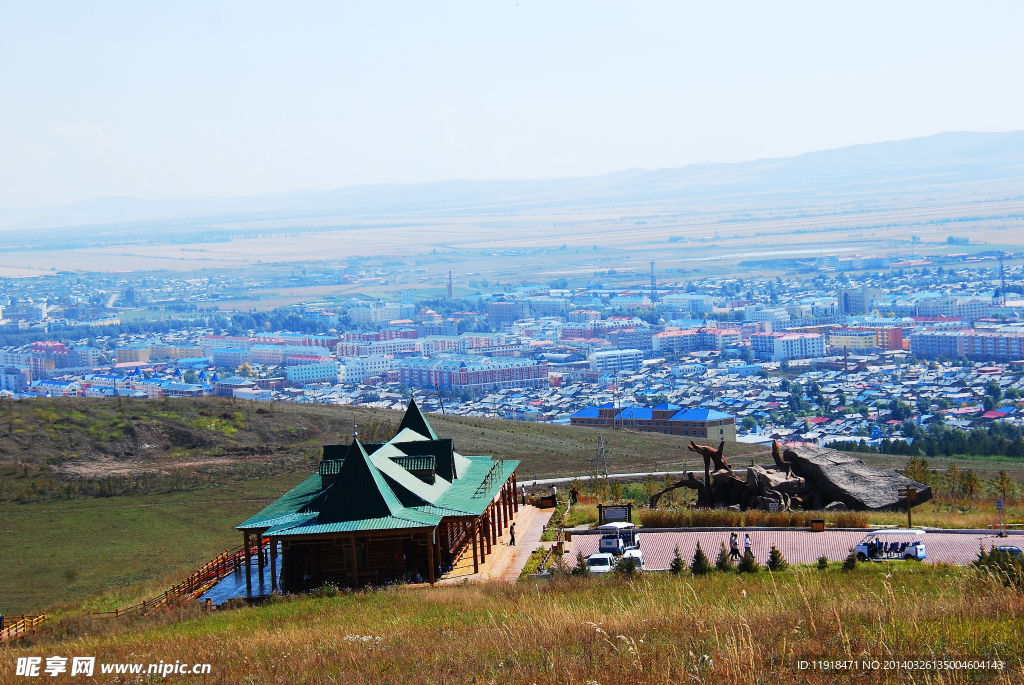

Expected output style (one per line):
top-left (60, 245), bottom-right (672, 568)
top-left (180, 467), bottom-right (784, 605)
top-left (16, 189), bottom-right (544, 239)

top-left (90, 537), bottom-right (268, 621)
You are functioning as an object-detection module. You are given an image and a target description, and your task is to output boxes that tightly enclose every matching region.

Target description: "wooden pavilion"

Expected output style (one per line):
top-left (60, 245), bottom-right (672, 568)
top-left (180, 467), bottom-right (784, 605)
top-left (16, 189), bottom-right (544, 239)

top-left (236, 399), bottom-right (520, 594)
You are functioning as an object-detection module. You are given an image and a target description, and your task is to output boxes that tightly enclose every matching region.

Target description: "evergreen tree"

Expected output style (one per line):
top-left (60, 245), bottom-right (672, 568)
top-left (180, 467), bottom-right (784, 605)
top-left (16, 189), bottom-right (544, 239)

top-left (572, 550), bottom-right (590, 577)
top-left (737, 548), bottom-right (759, 574)
top-left (690, 542), bottom-right (713, 576)
top-left (817, 555), bottom-right (829, 570)
top-left (669, 546), bottom-right (685, 575)
top-left (715, 543), bottom-right (734, 572)
top-left (842, 551), bottom-right (858, 571)
top-left (994, 471), bottom-right (1016, 501)
top-left (960, 469), bottom-right (979, 499)
top-left (767, 545), bottom-right (789, 572)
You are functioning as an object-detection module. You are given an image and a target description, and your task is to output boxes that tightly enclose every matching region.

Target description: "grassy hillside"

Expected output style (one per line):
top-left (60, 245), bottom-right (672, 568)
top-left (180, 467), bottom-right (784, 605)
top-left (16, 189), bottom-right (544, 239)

top-left (5, 566), bottom-right (1022, 684)
top-left (0, 396), bottom-right (773, 490)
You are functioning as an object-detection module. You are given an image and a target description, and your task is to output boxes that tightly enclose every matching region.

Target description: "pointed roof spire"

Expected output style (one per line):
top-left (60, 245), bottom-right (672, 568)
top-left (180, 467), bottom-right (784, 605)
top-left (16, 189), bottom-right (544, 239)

top-left (398, 397), bottom-right (438, 440)
top-left (317, 439), bottom-right (402, 523)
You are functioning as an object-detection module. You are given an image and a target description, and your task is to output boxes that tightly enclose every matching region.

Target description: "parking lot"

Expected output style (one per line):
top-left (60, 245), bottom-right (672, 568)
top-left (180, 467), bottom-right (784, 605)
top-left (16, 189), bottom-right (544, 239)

top-left (571, 529), bottom-right (1024, 569)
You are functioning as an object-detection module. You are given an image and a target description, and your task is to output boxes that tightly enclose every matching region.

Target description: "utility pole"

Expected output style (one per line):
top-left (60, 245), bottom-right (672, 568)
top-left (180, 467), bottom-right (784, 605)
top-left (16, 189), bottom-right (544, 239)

top-left (649, 260), bottom-right (657, 304)
top-left (998, 253), bottom-right (1007, 305)
top-left (447, 271), bottom-right (454, 299)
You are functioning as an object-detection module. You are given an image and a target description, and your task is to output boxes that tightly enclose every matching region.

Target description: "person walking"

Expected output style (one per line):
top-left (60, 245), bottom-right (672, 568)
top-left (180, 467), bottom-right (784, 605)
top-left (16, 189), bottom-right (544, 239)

top-left (570, 486), bottom-right (579, 504)
top-left (743, 533), bottom-right (752, 558)
top-left (520, 484), bottom-right (526, 505)
top-left (729, 532), bottom-right (741, 561)
top-left (509, 522), bottom-right (516, 547)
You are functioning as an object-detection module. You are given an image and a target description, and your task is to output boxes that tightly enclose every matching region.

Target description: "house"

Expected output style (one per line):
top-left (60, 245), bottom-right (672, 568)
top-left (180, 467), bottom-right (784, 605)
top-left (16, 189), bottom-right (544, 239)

top-left (235, 400), bottom-right (520, 594)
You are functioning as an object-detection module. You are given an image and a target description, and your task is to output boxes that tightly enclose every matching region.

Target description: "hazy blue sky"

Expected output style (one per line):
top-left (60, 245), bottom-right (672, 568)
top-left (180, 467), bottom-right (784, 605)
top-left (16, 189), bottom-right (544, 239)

top-left (2, 2), bottom-right (1023, 208)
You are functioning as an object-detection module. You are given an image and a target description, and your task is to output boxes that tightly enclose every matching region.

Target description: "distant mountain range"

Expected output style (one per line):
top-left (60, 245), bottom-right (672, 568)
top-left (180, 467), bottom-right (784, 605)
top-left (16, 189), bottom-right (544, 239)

top-left (1, 131), bottom-right (1022, 234)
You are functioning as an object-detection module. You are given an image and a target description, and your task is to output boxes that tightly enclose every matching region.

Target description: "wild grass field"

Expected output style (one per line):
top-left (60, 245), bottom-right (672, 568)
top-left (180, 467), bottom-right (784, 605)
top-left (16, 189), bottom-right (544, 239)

top-left (3, 563), bottom-right (1022, 684)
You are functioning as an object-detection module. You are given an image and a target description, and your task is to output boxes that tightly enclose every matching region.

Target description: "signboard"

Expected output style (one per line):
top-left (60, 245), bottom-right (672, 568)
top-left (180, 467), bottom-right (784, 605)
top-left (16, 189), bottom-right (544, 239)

top-left (768, 502), bottom-right (780, 512)
top-left (602, 506), bottom-right (629, 522)
top-left (898, 488), bottom-right (917, 501)
top-left (997, 498), bottom-right (1003, 512)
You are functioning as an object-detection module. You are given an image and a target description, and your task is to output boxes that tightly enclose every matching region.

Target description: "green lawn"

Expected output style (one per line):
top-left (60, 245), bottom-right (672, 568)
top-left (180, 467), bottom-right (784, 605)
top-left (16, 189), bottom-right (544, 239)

top-left (0, 473), bottom-right (306, 615)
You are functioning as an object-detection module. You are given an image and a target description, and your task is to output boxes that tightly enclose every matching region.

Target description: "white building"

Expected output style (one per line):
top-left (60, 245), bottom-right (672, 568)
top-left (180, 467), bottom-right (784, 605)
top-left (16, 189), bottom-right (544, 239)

top-left (286, 360), bottom-right (341, 385)
top-left (590, 348), bottom-right (644, 373)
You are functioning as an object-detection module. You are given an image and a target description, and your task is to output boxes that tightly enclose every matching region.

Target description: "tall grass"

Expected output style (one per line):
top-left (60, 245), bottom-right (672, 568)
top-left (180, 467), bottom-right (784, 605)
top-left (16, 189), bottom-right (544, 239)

top-left (7, 565), bottom-right (1022, 684)
top-left (639, 508), bottom-right (869, 528)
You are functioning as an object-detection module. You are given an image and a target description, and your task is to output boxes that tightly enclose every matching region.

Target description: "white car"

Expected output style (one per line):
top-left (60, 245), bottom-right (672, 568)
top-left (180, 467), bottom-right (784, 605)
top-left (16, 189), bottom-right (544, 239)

top-left (586, 552), bottom-right (616, 574)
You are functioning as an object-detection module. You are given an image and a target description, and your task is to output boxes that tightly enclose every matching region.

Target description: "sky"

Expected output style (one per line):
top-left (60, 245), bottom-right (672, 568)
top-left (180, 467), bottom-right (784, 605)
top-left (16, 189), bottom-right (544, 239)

top-left (2, 2), bottom-right (1024, 209)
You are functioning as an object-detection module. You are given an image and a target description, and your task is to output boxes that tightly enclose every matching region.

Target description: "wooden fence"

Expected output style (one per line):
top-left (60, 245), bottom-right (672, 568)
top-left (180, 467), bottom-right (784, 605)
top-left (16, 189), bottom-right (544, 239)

top-left (0, 613), bottom-right (47, 643)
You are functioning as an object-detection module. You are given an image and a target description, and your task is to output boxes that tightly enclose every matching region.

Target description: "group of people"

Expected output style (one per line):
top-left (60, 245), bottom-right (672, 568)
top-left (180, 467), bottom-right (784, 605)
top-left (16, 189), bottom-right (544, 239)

top-left (728, 532), bottom-right (752, 560)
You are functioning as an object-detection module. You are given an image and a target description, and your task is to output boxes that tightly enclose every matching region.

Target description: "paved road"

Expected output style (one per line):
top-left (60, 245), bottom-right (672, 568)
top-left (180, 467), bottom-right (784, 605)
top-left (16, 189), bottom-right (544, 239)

top-left (520, 471), bottom-right (692, 488)
top-left (571, 530), bottom-right (1023, 568)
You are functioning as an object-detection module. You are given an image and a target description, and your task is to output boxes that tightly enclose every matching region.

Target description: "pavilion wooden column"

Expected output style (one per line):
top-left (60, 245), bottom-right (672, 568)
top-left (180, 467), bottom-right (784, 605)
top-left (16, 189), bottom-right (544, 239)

top-left (472, 521), bottom-right (479, 573)
top-left (506, 483), bottom-right (514, 522)
top-left (481, 516), bottom-right (489, 559)
top-left (512, 471), bottom-right (519, 512)
top-left (495, 495), bottom-right (503, 537)
top-left (244, 532), bottom-right (252, 597)
top-left (489, 505), bottom-right (497, 546)
top-left (434, 526), bottom-right (442, 576)
top-left (270, 538), bottom-right (277, 592)
top-left (257, 532), bottom-right (265, 590)
top-left (502, 485), bottom-right (509, 528)
top-left (427, 530), bottom-right (435, 586)
top-left (351, 535), bottom-right (359, 586)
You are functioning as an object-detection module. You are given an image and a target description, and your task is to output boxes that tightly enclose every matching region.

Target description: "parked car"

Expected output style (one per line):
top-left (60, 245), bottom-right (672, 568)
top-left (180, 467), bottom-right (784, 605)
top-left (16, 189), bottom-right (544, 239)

top-left (586, 552), bottom-right (616, 574)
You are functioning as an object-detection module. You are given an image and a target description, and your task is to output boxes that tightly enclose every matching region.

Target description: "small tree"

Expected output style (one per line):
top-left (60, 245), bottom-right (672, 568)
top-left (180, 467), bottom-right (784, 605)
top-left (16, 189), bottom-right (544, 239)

top-left (572, 550), bottom-right (591, 577)
top-left (944, 462), bottom-right (961, 499)
top-left (842, 551), bottom-right (858, 571)
top-left (994, 471), bottom-right (1016, 502)
top-left (737, 548), bottom-right (759, 574)
top-left (669, 546), bottom-right (685, 576)
top-left (615, 556), bottom-right (639, 577)
top-left (690, 542), bottom-right (714, 576)
top-left (960, 469), bottom-right (979, 499)
top-left (766, 545), bottom-right (789, 572)
top-left (715, 543), bottom-right (734, 572)
top-left (817, 555), bottom-right (829, 570)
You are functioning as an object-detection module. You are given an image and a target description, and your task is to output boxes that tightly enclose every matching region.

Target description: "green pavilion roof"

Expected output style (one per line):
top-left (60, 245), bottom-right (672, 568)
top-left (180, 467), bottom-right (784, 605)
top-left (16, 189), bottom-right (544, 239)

top-left (238, 399), bottom-right (518, 536)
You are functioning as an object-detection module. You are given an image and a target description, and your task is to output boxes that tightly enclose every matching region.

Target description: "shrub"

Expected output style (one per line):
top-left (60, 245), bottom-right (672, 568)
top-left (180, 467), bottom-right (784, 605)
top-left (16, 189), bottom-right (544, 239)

top-left (973, 546), bottom-right (1024, 591)
top-left (690, 542), bottom-right (714, 576)
top-left (571, 550), bottom-right (591, 577)
top-left (615, 556), bottom-right (640, 577)
top-left (766, 545), bottom-right (788, 572)
top-left (715, 543), bottom-right (734, 572)
top-left (842, 551), bottom-right (858, 571)
top-left (669, 546), bottom-right (685, 576)
top-left (738, 548), bottom-right (760, 574)
top-left (817, 555), bottom-right (829, 570)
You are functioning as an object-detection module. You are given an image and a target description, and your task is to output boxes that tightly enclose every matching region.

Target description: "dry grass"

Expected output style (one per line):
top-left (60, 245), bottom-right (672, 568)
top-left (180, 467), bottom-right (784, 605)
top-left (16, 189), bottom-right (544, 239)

top-left (4, 565), bottom-right (1022, 684)
top-left (640, 508), bottom-right (869, 529)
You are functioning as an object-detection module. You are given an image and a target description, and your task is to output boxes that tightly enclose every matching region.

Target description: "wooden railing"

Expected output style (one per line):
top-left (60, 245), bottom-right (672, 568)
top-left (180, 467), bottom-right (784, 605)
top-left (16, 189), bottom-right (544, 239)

top-left (91, 538), bottom-right (268, 620)
top-left (0, 613), bottom-right (47, 643)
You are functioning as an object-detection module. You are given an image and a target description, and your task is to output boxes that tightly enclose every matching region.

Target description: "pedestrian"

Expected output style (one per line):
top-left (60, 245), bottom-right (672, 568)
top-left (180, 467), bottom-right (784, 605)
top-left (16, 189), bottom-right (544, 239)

top-left (570, 486), bottom-right (579, 504)
top-left (743, 533), bottom-right (752, 557)
top-left (729, 532), bottom-right (741, 560)
top-left (551, 485), bottom-right (558, 500)
top-left (520, 484), bottom-right (526, 505)
top-left (509, 521), bottom-right (516, 546)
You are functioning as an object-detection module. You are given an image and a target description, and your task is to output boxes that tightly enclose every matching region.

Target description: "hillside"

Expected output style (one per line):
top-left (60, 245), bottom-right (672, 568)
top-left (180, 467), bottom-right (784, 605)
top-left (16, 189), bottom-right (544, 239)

top-left (1, 131), bottom-right (1021, 233)
top-left (0, 397), bottom-right (771, 491)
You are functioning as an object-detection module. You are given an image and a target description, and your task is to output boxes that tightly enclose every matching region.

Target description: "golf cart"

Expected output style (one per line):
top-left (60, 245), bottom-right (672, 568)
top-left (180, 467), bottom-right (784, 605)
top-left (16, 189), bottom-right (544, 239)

top-left (597, 522), bottom-right (640, 555)
top-left (853, 529), bottom-right (927, 562)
